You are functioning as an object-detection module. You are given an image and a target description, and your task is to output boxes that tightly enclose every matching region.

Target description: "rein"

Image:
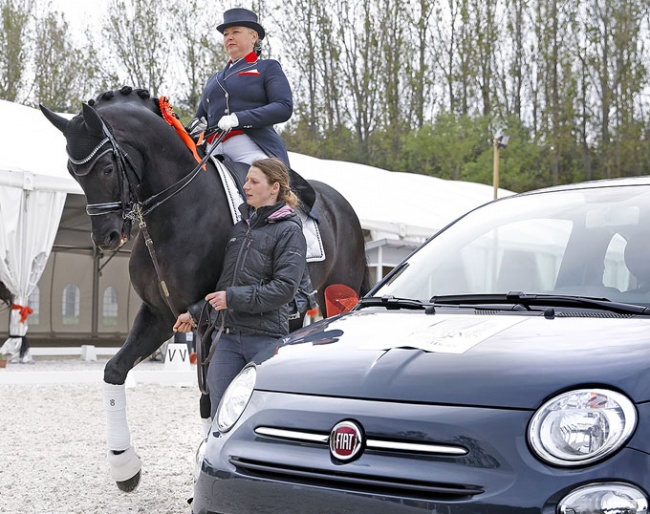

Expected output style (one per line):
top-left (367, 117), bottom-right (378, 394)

top-left (70, 109), bottom-right (231, 315)
top-left (132, 128), bottom-right (229, 219)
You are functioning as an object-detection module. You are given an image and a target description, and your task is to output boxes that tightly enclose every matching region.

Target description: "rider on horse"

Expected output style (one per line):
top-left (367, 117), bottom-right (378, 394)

top-left (188, 7), bottom-right (316, 321)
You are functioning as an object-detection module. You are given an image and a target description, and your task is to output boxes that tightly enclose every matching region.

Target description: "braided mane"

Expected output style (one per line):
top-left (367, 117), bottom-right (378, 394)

top-left (88, 86), bottom-right (158, 110)
top-left (87, 86), bottom-right (199, 159)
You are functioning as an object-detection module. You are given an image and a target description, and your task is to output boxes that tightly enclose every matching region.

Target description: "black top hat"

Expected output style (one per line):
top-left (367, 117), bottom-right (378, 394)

top-left (217, 8), bottom-right (266, 40)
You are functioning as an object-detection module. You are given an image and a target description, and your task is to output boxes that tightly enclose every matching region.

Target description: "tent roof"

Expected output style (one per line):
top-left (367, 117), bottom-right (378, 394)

top-left (1, 101), bottom-right (513, 246)
top-left (0, 100), bottom-right (81, 195)
top-left (289, 153), bottom-right (513, 240)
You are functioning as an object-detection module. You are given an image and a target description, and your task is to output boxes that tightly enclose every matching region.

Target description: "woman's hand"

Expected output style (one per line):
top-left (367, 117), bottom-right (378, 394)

top-left (173, 312), bottom-right (195, 333)
top-left (205, 291), bottom-right (227, 311)
top-left (218, 113), bottom-right (238, 130)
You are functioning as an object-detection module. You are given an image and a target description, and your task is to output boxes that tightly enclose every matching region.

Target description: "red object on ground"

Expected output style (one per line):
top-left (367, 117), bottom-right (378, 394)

top-left (324, 284), bottom-right (359, 318)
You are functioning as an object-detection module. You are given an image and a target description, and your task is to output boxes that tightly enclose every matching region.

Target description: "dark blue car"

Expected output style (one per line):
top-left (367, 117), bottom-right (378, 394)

top-left (192, 177), bottom-right (650, 514)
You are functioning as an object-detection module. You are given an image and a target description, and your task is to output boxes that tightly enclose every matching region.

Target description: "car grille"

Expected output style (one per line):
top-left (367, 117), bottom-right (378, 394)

top-left (226, 426), bottom-right (482, 501)
top-left (230, 456), bottom-right (484, 500)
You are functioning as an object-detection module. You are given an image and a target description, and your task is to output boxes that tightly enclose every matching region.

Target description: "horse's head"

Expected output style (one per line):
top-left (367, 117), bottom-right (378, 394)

top-left (40, 88), bottom-right (159, 250)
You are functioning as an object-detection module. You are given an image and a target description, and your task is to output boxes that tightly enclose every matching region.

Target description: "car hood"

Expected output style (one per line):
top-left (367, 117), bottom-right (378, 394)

top-left (254, 309), bottom-right (650, 408)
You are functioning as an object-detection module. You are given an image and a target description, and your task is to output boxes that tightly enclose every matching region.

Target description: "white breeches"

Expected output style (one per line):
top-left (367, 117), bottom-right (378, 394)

top-left (211, 133), bottom-right (267, 165)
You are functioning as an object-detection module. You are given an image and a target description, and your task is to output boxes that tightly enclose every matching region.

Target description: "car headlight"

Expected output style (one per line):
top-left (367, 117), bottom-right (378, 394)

top-left (559, 482), bottom-right (648, 514)
top-left (528, 388), bottom-right (636, 466)
top-left (216, 365), bottom-right (256, 432)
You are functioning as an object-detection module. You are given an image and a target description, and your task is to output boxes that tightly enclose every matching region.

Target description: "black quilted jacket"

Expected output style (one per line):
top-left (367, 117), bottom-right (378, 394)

top-left (193, 201), bottom-right (306, 339)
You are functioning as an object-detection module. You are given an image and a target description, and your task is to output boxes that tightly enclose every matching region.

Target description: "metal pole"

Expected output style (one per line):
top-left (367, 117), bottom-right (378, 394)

top-left (493, 136), bottom-right (500, 200)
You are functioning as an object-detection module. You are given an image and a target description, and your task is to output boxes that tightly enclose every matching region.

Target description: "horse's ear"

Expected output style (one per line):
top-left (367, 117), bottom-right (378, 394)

top-left (39, 104), bottom-right (69, 134)
top-left (81, 103), bottom-right (105, 137)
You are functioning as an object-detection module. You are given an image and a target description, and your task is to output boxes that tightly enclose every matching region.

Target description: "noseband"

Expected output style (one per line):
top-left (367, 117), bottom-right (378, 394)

top-left (67, 122), bottom-right (137, 219)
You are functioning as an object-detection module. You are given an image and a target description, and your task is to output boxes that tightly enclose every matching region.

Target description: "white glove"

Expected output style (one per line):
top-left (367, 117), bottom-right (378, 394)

top-left (186, 116), bottom-right (206, 138)
top-left (218, 113), bottom-right (239, 131)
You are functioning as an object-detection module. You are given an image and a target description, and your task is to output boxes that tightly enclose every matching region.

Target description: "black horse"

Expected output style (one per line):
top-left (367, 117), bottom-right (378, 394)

top-left (41, 88), bottom-right (370, 492)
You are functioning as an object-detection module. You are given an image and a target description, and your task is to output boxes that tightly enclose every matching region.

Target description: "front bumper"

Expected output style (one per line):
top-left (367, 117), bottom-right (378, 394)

top-left (192, 391), bottom-right (650, 514)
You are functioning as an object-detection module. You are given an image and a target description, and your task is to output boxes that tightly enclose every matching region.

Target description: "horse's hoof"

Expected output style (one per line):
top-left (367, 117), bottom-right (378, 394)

top-left (107, 447), bottom-right (142, 490)
top-left (116, 471), bottom-right (141, 492)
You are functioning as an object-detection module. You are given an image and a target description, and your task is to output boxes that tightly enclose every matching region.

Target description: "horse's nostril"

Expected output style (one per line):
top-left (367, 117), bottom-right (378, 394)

top-left (93, 230), bottom-right (123, 250)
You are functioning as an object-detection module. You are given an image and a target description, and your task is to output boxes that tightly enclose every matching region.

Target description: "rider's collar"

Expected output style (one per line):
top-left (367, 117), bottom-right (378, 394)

top-left (228, 52), bottom-right (258, 65)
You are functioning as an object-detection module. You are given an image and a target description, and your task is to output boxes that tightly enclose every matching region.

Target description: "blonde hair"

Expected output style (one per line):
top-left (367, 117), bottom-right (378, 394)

top-left (251, 158), bottom-right (298, 207)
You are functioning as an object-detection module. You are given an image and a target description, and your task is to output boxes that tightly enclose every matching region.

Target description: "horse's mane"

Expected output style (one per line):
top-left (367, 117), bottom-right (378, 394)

top-left (84, 86), bottom-right (201, 162)
top-left (87, 86), bottom-right (160, 116)
top-left (65, 85), bottom-right (201, 164)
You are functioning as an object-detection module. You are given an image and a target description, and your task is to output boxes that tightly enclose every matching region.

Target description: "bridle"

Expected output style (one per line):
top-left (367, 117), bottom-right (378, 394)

top-left (68, 133), bottom-right (135, 219)
top-left (68, 110), bottom-right (229, 314)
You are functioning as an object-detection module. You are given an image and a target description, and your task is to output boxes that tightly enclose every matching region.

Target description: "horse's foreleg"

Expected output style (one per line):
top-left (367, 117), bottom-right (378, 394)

top-left (103, 303), bottom-right (173, 492)
top-left (199, 393), bottom-right (212, 436)
top-left (103, 383), bottom-right (141, 491)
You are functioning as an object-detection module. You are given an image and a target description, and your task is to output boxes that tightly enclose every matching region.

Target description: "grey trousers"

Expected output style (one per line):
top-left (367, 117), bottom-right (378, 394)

top-left (207, 329), bottom-right (280, 418)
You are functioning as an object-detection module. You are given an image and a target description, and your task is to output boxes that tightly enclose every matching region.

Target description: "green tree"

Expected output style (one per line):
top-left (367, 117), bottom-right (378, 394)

top-left (33, 11), bottom-right (88, 111)
top-left (103, 0), bottom-right (172, 94)
top-left (0, 0), bottom-right (31, 102)
top-left (406, 0), bottom-right (436, 130)
top-left (581, 0), bottom-right (648, 179)
top-left (273, 0), bottom-right (328, 138)
top-left (402, 112), bottom-right (488, 180)
top-left (172, 0), bottom-right (223, 120)
top-left (532, 0), bottom-right (580, 185)
top-left (335, 0), bottom-right (383, 161)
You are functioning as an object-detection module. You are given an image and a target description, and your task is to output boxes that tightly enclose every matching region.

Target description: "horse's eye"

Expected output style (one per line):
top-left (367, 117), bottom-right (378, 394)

top-left (102, 165), bottom-right (113, 175)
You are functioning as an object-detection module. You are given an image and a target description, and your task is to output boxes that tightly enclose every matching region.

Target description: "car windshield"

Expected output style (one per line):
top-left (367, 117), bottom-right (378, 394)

top-left (375, 183), bottom-right (650, 308)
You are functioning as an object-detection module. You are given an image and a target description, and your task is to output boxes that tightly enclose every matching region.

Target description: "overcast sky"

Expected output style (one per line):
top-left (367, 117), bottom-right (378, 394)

top-left (46, 0), bottom-right (109, 32)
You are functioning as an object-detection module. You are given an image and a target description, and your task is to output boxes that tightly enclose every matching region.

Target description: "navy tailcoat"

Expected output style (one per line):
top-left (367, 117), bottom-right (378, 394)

top-left (196, 52), bottom-right (293, 165)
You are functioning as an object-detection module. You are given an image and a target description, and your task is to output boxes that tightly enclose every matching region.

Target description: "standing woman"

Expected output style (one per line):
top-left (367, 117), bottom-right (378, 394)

top-left (189, 7), bottom-right (293, 167)
top-left (173, 158), bottom-right (307, 417)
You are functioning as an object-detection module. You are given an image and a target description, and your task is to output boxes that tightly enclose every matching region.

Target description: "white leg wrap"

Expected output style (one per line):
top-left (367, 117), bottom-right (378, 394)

top-left (106, 447), bottom-right (142, 482)
top-left (103, 382), bottom-right (131, 451)
top-left (201, 417), bottom-right (213, 437)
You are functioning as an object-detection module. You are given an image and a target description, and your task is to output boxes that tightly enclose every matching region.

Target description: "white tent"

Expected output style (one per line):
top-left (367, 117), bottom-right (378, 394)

top-left (0, 100), bottom-right (512, 345)
top-left (0, 100), bottom-right (81, 360)
top-left (290, 153), bottom-right (511, 242)
top-left (289, 153), bottom-right (513, 282)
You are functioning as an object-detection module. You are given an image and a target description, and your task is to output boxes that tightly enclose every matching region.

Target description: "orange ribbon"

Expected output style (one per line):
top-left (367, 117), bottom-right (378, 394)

top-left (159, 96), bottom-right (206, 169)
top-left (12, 304), bottom-right (33, 323)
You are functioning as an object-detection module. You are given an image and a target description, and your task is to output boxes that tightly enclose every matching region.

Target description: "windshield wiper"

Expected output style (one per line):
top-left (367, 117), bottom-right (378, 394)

top-left (429, 291), bottom-right (650, 315)
top-left (358, 295), bottom-right (430, 310)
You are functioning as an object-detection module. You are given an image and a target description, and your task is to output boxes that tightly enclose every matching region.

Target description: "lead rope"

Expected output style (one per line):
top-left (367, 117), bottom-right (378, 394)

top-left (195, 302), bottom-right (226, 395)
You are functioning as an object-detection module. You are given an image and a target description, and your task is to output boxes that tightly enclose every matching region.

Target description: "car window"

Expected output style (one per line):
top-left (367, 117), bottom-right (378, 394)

top-left (376, 184), bottom-right (650, 307)
top-left (603, 233), bottom-right (630, 291)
